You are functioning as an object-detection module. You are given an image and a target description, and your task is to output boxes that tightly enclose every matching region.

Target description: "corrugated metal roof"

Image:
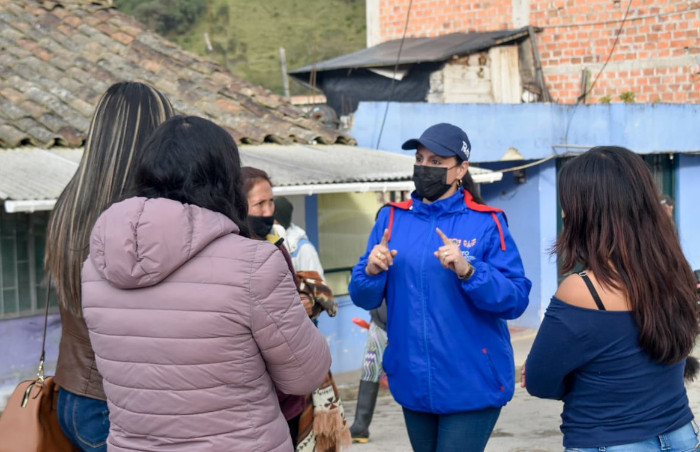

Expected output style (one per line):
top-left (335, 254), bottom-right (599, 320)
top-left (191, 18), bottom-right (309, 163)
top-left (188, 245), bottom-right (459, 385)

top-left (240, 144), bottom-right (414, 186)
top-left (289, 28), bottom-right (529, 76)
top-left (0, 148), bottom-right (78, 202)
top-left (0, 0), bottom-right (352, 149)
top-left (0, 146), bottom-right (502, 211)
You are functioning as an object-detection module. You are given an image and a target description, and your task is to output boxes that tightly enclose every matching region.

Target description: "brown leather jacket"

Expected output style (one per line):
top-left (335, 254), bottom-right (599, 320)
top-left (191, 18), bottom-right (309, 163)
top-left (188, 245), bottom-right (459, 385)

top-left (54, 304), bottom-right (106, 400)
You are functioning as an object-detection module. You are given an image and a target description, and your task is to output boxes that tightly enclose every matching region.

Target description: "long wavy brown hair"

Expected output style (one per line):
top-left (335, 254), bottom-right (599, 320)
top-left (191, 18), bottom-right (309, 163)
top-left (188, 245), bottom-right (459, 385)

top-left (555, 146), bottom-right (698, 364)
top-left (45, 82), bottom-right (174, 315)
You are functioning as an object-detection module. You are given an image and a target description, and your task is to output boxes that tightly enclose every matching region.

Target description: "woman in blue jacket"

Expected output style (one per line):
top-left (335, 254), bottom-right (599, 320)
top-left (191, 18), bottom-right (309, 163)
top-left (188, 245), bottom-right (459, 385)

top-left (349, 123), bottom-right (532, 452)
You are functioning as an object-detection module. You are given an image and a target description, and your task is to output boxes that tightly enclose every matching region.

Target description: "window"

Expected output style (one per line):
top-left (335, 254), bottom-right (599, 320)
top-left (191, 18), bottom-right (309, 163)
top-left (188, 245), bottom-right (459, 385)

top-left (642, 153), bottom-right (675, 202)
top-left (318, 191), bottom-right (406, 296)
top-left (0, 209), bottom-right (57, 318)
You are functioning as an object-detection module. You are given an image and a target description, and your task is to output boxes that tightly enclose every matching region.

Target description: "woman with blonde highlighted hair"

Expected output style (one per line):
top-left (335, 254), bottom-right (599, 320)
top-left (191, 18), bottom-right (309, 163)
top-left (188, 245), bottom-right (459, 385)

top-left (45, 81), bottom-right (174, 451)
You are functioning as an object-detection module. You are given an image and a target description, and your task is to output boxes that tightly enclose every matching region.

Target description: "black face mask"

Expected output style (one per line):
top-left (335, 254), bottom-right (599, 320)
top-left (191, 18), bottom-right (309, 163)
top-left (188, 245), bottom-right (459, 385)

top-left (248, 215), bottom-right (275, 238)
top-left (413, 165), bottom-right (456, 202)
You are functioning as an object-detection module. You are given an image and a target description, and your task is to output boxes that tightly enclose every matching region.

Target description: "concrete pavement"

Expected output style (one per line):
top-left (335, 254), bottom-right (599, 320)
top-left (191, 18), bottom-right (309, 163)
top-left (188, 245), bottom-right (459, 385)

top-left (342, 385), bottom-right (564, 451)
top-left (338, 327), bottom-right (700, 451)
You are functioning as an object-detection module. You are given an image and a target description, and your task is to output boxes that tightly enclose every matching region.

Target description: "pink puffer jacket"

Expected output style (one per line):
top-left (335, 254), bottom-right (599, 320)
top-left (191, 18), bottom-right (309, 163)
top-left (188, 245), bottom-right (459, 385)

top-left (82, 197), bottom-right (331, 451)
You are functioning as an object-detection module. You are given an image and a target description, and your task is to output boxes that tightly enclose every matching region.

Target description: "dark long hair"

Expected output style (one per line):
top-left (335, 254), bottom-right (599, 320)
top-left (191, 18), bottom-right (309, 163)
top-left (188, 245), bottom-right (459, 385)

top-left (131, 115), bottom-right (249, 237)
top-left (555, 146), bottom-right (698, 364)
top-left (46, 81), bottom-right (174, 315)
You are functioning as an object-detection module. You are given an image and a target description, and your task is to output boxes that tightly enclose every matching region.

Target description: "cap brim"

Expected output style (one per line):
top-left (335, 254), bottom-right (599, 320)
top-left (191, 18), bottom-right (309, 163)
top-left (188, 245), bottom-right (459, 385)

top-left (401, 138), bottom-right (421, 150)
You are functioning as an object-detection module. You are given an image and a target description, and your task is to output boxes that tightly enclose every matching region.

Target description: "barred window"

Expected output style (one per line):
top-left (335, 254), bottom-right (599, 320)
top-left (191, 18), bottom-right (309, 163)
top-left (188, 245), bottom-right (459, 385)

top-left (0, 209), bottom-right (57, 318)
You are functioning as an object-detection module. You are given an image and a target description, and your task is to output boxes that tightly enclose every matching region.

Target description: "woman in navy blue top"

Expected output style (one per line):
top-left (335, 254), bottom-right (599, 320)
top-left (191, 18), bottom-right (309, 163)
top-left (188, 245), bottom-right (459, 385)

top-left (525, 146), bottom-right (699, 451)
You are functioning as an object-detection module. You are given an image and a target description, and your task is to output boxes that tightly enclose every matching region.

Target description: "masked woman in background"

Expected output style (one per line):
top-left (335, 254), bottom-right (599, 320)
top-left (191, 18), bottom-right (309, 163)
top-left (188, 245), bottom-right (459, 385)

top-left (45, 81), bottom-right (174, 451)
top-left (242, 167), bottom-right (351, 452)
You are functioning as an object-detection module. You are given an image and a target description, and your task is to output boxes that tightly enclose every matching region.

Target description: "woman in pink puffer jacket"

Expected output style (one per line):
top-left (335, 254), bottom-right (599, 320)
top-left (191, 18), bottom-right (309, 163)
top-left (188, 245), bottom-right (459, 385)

top-left (81, 116), bottom-right (331, 451)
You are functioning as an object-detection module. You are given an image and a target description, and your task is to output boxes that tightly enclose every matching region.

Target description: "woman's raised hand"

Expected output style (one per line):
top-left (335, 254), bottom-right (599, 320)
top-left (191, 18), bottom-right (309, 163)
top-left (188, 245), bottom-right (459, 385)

top-left (434, 228), bottom-right (472, 278)
top-left (365, 229), bottom-right (398, 276)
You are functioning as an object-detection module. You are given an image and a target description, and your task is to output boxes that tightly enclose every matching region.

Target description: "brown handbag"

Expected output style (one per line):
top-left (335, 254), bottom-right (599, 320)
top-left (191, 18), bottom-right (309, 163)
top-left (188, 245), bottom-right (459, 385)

top-left (0, 281), bottom-right (76, 452)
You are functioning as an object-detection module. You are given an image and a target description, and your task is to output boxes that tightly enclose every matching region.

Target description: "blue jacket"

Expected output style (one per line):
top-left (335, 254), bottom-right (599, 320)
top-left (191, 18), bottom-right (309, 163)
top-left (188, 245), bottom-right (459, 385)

top-left (349, 189), bottom-right (531, 414)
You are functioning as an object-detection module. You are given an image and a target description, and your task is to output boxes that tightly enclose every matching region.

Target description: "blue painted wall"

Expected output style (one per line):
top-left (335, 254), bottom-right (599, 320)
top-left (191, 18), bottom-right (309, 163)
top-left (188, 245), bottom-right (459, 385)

top-left (677, 154), bottom-right (700, 271)
top-left (316, 295), bottom-right (371, 375)
top-left (535, 161), bottom-right (561, 319)
top-left (355, 103), bottom-right (700, 161)
top-left (479, 159), bottom-right (560, 328)
top-left (0, 313), bottom-right (60, 410)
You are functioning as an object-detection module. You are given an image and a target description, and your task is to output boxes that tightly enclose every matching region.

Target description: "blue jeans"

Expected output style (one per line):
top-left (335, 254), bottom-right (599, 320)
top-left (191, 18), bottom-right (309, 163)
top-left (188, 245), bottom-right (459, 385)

top-left (57, 388), bottom-right (109, 452)
top-left (565, 421), bottom-right (699, 452)
top-left (402, 406), bottom-right (502, 452)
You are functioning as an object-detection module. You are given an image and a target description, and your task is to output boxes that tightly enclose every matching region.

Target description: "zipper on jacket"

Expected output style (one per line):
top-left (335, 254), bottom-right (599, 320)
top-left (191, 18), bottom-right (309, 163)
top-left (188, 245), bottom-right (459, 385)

top-left (483, 348), bottom-right (506, 394)
top-left (421, 215), bottom-right (435, 412)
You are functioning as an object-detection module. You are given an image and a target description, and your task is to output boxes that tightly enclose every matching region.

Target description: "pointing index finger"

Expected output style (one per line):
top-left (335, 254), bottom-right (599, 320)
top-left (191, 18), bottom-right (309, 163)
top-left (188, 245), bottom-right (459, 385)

top-left (435, 227), bottom-right (451, 245)
top-left (380, 228), bottom-right (390, 247)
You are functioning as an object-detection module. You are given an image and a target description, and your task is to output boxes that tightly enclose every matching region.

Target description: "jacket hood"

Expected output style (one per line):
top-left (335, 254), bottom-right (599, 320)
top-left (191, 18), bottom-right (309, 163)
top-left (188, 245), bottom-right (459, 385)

top-left (284, 223), bottom-right (308, 253)
top-left (89, 197), bottom-right (238, 289)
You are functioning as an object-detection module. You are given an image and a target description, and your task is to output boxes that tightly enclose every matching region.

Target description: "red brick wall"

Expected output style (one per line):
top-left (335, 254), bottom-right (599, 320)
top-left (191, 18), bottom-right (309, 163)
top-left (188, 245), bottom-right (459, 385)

top-left (379, 0), bottom-right (512, 37)
top-left (377, 0), bottom-right (700, 103)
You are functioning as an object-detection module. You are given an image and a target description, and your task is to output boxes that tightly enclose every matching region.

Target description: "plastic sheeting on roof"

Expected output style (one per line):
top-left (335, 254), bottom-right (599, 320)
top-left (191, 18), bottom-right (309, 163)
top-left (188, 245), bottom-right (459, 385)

top-left (289, 27), bottom-right (530, 76)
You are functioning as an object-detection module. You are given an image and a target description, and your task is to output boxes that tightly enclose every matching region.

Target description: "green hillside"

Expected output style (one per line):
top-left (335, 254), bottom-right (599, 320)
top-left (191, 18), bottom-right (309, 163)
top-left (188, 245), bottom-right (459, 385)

top-left (115, 0), bottom-right (366, 96)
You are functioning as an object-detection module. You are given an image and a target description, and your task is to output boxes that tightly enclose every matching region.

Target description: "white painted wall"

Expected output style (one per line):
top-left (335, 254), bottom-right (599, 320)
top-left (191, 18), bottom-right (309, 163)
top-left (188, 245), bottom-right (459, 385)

top-left (512, 0), bottom-right (531, 28)
top-left (366, 0), bottom-right (380, 48)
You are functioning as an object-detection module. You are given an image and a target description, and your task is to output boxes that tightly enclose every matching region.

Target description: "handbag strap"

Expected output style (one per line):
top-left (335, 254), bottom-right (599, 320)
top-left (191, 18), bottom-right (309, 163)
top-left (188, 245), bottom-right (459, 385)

top-left (37, 278), bottom-right (52, 381)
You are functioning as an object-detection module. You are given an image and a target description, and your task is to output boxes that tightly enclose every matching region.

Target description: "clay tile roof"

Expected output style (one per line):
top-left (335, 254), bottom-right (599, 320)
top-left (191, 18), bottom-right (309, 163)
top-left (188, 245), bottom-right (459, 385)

top-left (0, 0), bottom-right (354, 149)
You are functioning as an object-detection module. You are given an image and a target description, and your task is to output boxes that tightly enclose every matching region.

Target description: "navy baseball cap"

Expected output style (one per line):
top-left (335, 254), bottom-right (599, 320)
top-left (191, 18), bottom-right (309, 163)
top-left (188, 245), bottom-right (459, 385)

top-left (401, 123), bottom-right (471, 161)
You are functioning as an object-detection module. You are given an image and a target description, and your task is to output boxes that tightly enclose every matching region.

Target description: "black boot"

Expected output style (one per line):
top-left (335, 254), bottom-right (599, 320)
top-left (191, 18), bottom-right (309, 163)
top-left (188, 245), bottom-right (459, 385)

top-left (349, 380), bottom-right (380, 443)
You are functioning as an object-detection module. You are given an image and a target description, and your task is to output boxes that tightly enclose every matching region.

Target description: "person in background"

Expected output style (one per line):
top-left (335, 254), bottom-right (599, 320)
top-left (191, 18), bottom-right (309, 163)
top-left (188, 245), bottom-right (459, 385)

top-left (45, 81), bottom-right (174, 452)
top-left (81, 116), bottom-right (331, 451)
top-left (525, 146), bottom-right (699, 451)
top-left (242, 166), bottom-right (310, 446)
top-left (660, 193), bottom-right (675, 219)
top-left (348, 300), bottom-right (388, 443)
top-left (244, 167), bottom-right (283, 244)
top-left (349, 123), bottom-right (531, 452)
top-left (242, 167), bottom-right (350, 452)
top-left (274, 195), bottom-right (325, 278)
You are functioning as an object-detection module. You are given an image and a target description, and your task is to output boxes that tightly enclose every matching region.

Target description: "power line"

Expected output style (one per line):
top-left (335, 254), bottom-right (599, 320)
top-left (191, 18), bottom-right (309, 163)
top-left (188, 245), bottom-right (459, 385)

top-left (577, 0), bottom-right (633, 103)
top-left (375, 0), bottom-right (413, 150)
top-left (564, 0), bottom-right (633, 144)
top-left (539, 5), bottom-right (696, 29)
top-left (496, 154), bottom-right (559, 173)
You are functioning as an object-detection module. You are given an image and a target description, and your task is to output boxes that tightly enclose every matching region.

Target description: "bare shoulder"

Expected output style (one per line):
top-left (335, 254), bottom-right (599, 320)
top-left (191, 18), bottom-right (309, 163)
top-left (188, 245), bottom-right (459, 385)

top-left (554, 274), bottom-right (598, 309)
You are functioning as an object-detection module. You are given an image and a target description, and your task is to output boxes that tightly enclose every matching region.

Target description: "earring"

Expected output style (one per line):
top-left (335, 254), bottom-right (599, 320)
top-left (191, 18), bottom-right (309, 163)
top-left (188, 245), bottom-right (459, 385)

top-left (456, 179), bottom-right (463, 186)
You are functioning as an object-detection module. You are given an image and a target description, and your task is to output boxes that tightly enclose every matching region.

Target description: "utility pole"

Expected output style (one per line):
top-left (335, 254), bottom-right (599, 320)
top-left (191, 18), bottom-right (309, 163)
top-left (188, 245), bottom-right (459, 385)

top-left (279, 47), bottom-right (290, 99)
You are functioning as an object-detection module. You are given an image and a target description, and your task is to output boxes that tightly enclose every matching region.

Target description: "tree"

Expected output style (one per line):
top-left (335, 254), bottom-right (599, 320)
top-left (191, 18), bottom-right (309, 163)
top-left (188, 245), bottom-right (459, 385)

top-left (115, 0), bottom-right (205, 35)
